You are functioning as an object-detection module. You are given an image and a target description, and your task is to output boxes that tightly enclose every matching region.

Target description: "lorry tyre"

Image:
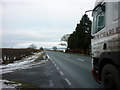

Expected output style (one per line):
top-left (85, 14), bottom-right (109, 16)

top-left (102, 64), bottom-right (120, 90)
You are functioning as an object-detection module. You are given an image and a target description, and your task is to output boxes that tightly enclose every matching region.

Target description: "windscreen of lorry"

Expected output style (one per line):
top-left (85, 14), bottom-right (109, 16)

top-left (92, 3), bottom-right (105, 34)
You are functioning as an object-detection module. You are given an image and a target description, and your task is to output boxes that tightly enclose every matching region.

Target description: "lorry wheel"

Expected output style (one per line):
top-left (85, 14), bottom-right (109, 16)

top-left (102, 64), bottom-right (120, 90)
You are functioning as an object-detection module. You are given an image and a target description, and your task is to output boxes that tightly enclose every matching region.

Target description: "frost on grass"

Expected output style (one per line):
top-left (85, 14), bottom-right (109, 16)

top-left (0, 51), bottom-right (48, 89)
top-left (0, 79), bottom-right (21, 89)
top-left (0, 51), bottom-right (48, 74)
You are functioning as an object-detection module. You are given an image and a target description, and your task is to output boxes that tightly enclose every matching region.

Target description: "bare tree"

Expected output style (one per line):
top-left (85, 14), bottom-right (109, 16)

top-left (60, 34), bottom-right (70, 47)
top-left (61, 34), bottom-right (70, 42)
top-left (40, 47), bottom-right (44, 51)
top-left (52, 46), bottom-right (57, 51)
top-left (28, 44), bottom-right (37, 49)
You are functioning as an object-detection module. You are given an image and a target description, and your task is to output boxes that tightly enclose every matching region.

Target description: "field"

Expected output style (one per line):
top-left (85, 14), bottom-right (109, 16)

top-left (1, 48), bottom-right (40, 64)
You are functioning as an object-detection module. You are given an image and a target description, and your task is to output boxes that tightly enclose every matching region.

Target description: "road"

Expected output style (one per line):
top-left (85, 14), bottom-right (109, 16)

top-left (2, 59), bottom-right (66, 88)
top-left (2, 51), bottom-right (103, 88)
top-left (46, 51), bottom-right (103, 88)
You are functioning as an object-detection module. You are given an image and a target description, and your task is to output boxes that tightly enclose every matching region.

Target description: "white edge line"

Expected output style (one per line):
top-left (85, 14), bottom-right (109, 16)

top-left (47, 55), bottom-right (50, 59)
top-left (47, 54), bottom-right (71, 86)
top-left (59, 71), bottom-right (64, 75)
top-left (57, 67), bottom-right (59, 70)
top-left (54, 64), bottom-right (56, 67)
top-left (47, 54), bottom-right (55, 64)
top-left (52, 61), bottom-right (55, 64)
top-left (65, 78), bottom-right (71, 85)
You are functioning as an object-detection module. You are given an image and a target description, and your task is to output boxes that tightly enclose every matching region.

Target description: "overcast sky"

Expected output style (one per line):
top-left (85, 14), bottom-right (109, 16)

top-left (1, 0), bottom-right (95, 49)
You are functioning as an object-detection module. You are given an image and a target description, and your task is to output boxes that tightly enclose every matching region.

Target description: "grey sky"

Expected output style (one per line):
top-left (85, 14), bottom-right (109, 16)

top-left (1, 0), bottom-right (95, 48)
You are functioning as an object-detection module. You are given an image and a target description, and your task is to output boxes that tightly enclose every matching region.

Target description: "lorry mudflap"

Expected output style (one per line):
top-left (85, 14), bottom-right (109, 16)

top-left (92, 69), bottom-right (101, 83)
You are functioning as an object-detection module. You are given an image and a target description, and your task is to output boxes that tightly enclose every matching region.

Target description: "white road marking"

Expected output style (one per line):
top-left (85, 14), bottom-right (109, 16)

top-left (57, 67), bottom-right (59, 70)
top-left (47, 54), bottom-right (53, 62)
top-left (59, 71), bottom-right (64, 75)
top-left (52, 61), bottom-right (55, 64)
top-left (50, 59), bottom-right (53, 61)
top-left (47, 54), bottom-right (72, 86)
top-left (47, 54), bottom-right (55, 64)
top-left (65, 78), bottom-right (71, 85)
top-left (47, 55), bottom-right (50, 59)
top-left (54, 64), bottom-right (57, 67)
top-left (50, 59), bottom-right (55, 64)
top-left (77, 58), bottom-right (85, 62)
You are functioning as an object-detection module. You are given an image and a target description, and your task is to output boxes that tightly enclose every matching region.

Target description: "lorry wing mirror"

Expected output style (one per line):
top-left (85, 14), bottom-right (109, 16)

top-left (85, 10), bottom-right (93, 14)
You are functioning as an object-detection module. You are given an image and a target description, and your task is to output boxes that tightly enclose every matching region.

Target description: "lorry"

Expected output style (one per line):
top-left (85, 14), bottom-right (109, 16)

top-left (89, 0), bottom-right (120, 89)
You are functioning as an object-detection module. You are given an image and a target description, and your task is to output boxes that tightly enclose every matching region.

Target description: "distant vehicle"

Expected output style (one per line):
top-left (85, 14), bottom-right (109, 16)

top-left (86, 0), bottom-right (120, 89)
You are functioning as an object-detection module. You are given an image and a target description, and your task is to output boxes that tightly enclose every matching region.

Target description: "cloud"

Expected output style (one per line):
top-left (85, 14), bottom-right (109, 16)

top-left (1, 0), bottom-right (96, 48)
top-left (2, 27), bottom-right (71, 48)
top-left (3, 28), bottom-right (70, 41)
top-left (2, 0), bottom-right (94, 23)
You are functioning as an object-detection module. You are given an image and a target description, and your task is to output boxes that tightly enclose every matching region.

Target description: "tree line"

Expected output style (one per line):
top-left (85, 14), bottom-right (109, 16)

top-left (66, 14), bottom-right (92, 54)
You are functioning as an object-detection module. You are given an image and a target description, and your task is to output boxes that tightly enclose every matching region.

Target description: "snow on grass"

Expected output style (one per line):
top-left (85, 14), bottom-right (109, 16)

top-left (0, 79), bottom-right (21, 89)
top-left (0, 51), bottom-right (48, 74)
top-left (0, 51), bottom-right (48, 88)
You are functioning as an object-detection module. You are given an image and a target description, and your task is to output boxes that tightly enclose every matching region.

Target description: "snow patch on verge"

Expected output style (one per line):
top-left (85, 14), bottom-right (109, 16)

top-left (0, 51), bottom-right (49, 88)
top-left (0, 79), bottom-right (21, 89)
top-left (0, 51), bottom-right (48, 74)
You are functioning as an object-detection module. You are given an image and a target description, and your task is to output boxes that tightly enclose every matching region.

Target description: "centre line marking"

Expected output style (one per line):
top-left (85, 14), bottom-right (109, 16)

top-left (77, 58), bottom-right (85, 62)
top-left (65, 78), bottom-right (71, 85)
top-left (59, 71), bottom-right (64, 75)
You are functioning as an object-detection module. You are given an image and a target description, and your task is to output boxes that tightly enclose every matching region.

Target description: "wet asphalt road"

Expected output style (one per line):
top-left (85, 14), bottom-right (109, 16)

top-left (46, 51), bottom-right (103, 88)
top-left (2, 59), bottom-right (66, 88)
top-left (2, 51), bottom-right (103, 88)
